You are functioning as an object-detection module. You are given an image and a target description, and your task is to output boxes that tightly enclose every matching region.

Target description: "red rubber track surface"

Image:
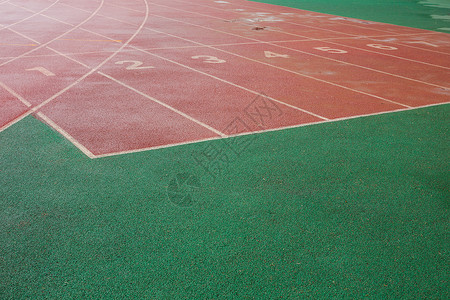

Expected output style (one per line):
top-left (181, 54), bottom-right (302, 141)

top-left (1, 0), bottom-right (449, 158)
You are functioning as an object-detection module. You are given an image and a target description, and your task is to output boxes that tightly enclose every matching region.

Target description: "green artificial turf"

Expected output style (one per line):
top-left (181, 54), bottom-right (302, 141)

top-left (252, 0), bottom-right (450, 33)
top-left (1, 104), bottom-right (448, 298)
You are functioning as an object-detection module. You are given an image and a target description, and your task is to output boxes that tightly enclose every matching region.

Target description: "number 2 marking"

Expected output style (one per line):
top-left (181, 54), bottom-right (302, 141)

top-left (191, 55), bottom-right (226, 64)
top-left (115, 60), bottom-right (154, 70)
top-left (313, 47), bottom-right (348, 54)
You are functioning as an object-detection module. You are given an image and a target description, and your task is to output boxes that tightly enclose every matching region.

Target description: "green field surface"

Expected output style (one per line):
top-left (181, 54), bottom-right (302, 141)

top-left (253, 0), bottom-right (450, 33)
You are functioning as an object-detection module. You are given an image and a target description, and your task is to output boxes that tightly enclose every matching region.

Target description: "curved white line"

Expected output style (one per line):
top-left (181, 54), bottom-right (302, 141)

top-left (1, 0), bottom-right (151, 133)
top-left (0, 0), bottom-right (105, 68)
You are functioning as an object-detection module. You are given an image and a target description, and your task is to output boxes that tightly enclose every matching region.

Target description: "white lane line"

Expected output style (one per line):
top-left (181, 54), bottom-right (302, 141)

top-left (0, 0), bottom-right (106, 67)
top-left (0, 81), bottom-right (31, 107)
top-left (154, 0), bottom-right (450, 56)
top-left (148, 12), bottom-right (450, 88)
top-left (0, 0), bottom-right (144, 134)
top-left (128, 1), bottom-right (450, 68)
top-left (2, 0), bottom-right (61, 31)
top-left (36, 112), bottom-right (96, 158)
top-left (54, 3), bottom-right (411, 112)
top-left (17, 3), bottom-right (330, 121)
top-left (99, 71), bottom-right (226, 137)
top-left (6, 27), bottom-right (40, 44)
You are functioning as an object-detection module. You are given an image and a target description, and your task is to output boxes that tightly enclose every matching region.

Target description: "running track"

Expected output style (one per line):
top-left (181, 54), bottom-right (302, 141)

top-left (1, 0), bottom-right (449, 158)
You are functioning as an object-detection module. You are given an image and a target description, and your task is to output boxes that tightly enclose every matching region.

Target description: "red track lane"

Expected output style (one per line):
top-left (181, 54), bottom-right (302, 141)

top-left (148, 46), bottom-right (404, 118)
top-left (144, 2), bottom-right (354, 40)
top-left (7, 0), bottom-right (57, 12)
top-left (273, 40), bottom-right (449, 87)
top-left (95, 50), bottom-right (320, 128)
top-left (39, 73), bottom-right (221, 155)
top-left (37, 3), bottom-right (95, 26)
top-left (56, 0), bottom-right (103, 12)
top-left (48, 29), bottom-right (123, 60)
top-left (213, 43), bottom-right (448, 107)
top-left (1, 0), bottom-right (449, 157)
top-left (0, 89), bottom-right (28, 128)
top-left (145, 6), bottom-right (349, 41)
top-left (326, 36), bottom-right (450, 68)
top-left (0, 2), bottom-right (34, 25)
top-left (8, 14), bottom-right (73, 44)
top-left (146, 0), bottom-right (429, 35)
top-left (0, 30), bottom-right (39, 58)
top-left (1, 48), bottom-right (94, 106)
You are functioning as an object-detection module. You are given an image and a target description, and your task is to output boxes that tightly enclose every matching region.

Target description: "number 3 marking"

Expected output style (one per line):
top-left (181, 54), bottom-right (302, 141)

top-left (313, 47), bottom-right (348, 54)
top-left (115, 60), bottom-right (155, 70)
top-left (191, 55), bottom-right (226, 64)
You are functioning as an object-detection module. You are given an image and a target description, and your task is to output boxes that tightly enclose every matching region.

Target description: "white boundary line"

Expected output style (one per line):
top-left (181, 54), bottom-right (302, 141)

top-left (1, 0), bottom-right (448, 159)
top-left (0, 81), bottom-right (31, 107)
top-left (95, 101), bottom-right (450, 159)
top-left (36, 112), bottom-right (96, 158)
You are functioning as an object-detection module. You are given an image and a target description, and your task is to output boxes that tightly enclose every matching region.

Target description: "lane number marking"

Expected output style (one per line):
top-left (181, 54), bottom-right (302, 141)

top-left (191, 55), bottom-right (226, 64)
top-left (115, 60), bottom-right (155, 70)
top-left (264, 51), bottom-right (290, 58)
top-left (366, 44), bottom-right (398, 50)
top-left (405, 41), bottom-right (439, 48)
top-left (25, 67), bottom-right (55, 76)
top-left (313, 47), bottom-right (348, 54)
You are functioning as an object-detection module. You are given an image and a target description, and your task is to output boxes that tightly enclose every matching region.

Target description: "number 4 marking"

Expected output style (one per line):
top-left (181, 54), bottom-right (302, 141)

top-left (264, 51), bottom-right (289, 58)
top-left (115, 60), bottom-right (154, 70)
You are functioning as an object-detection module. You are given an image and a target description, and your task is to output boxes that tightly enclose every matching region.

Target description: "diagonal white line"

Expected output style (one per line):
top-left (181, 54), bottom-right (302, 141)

top-left (99, 71), bottom-right (226, 137)
top-left (0, 81), bottom-right (31, 107)
top-left (36, 112), bottom-right (96, 158)
top-left (2, 0), bottom-right (61, 32)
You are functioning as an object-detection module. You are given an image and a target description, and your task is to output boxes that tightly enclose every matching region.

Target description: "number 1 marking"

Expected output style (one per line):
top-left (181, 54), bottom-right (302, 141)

top-left (26, 67), bottom-right (55, 76)
top-left (115, 60), bottom-right (155, 70)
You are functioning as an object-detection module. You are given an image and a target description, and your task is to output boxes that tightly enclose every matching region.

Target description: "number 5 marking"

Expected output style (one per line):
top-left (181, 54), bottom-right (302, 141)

top-left (191, 55), bottom-right (226, 64)
top-left (115, 60), bottom-right (155, 70)
top-left (313, 47), bottom-right (348, 54)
